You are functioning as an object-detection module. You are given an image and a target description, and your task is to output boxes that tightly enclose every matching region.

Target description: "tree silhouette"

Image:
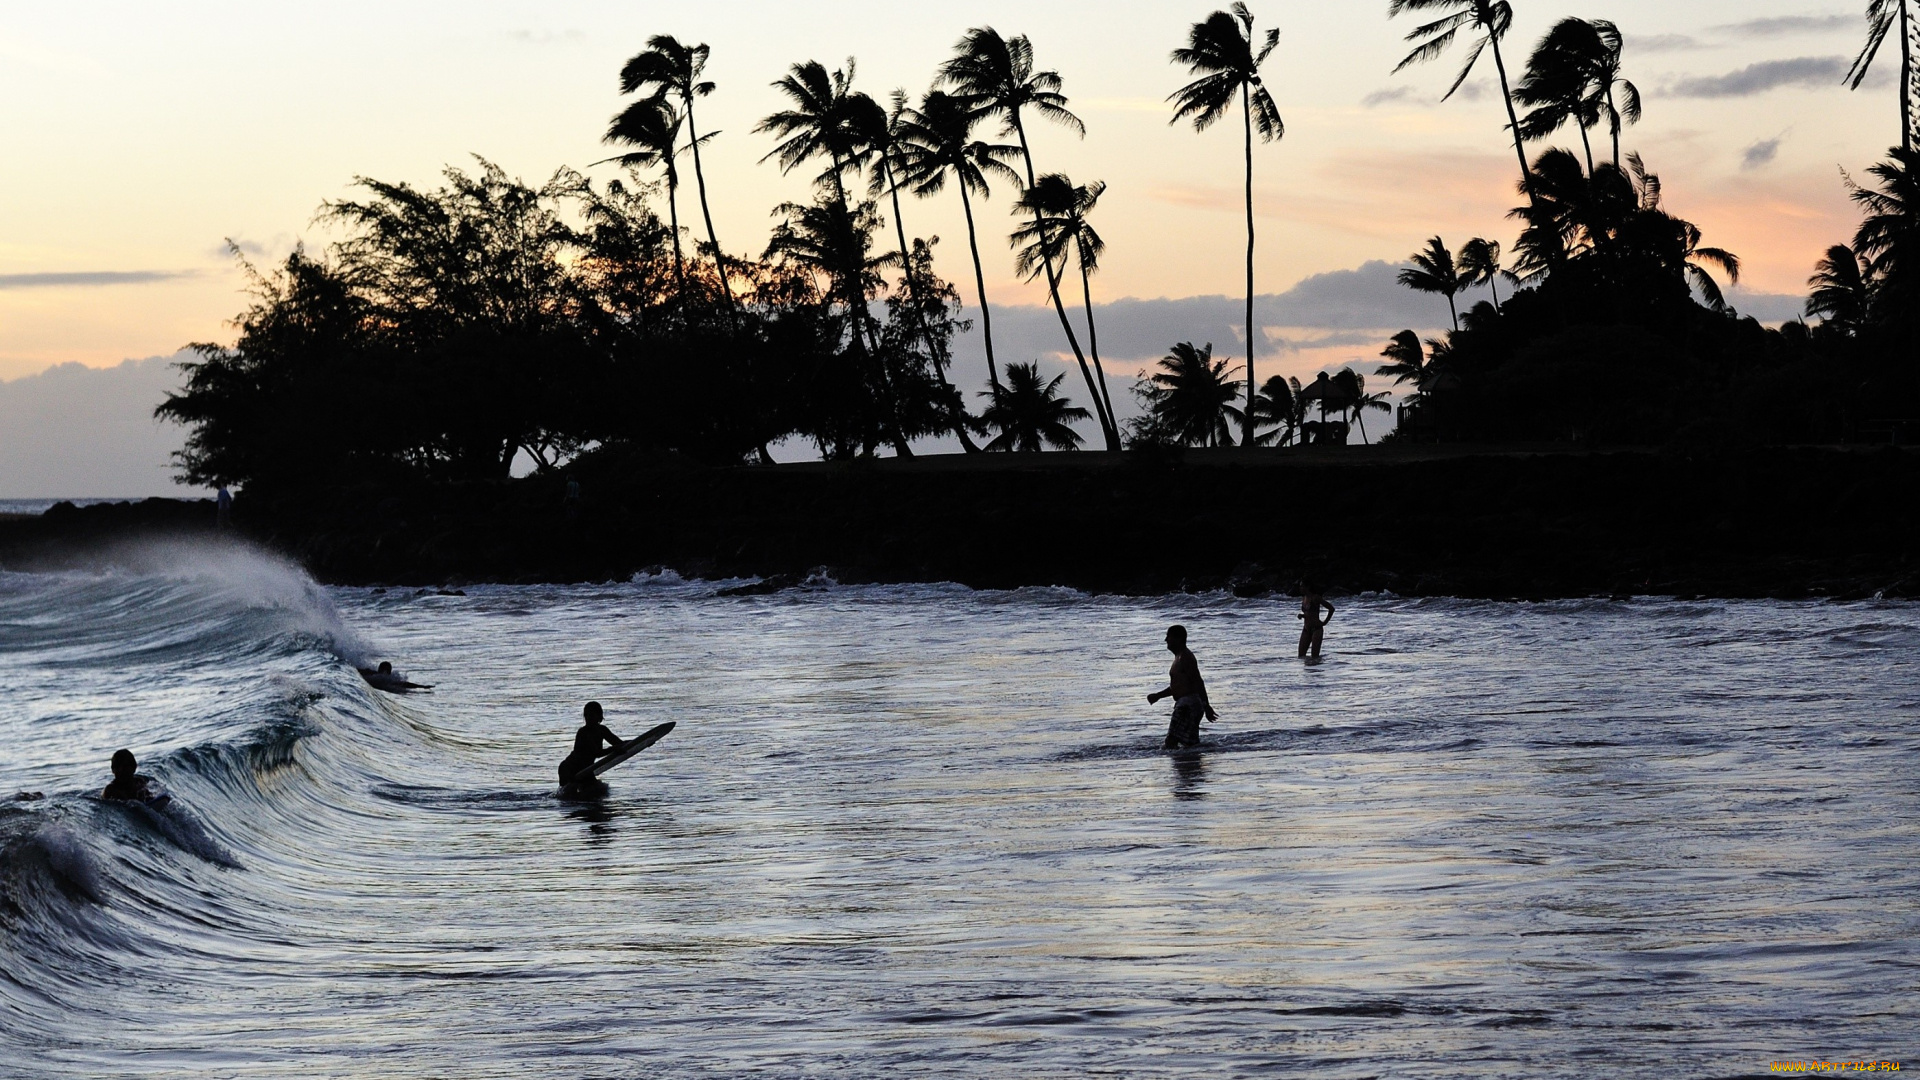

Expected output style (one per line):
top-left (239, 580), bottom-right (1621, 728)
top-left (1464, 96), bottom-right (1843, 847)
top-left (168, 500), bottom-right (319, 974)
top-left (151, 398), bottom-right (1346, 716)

top-left (1399, 236), bottom-right (1467, 329)
top-left (1249, 373), bottom-right (1299, 446)
top-left (1133, 341), bottom-right (1245, 447)
top-left (1011, 174), bottom-right (1118, 444)
top-left (1375, 329), bottom-right (1430, 389)
top-left (1457, 237), bottom-right (1512, 312)
top-left (600, 95), bottom-right (690, 299)
top-left (894, 90), bottom-right (1025, 395)
top-left (978, 360), bottom-right (1090, 451)
top-left (1170, 3), bottom-right (1284, 449)
top-left (1807, 244), bottom-right (1874, 334)
top-left (1333, 367), bottom-right (1392, 443)
top-left (619, 37), bottom-right (739, 321)
top-left (1849, 147), bottom-right (1920, 330)
top-left (854, 90), bottom-right (982, 451)
top-left (1846, 1), bottom-right (1915, 154)
top-left (940, 28), bottom-right (1117, 450)
top-left (1514, 19), bottom-right (1641, 175)
top-left (1390, 0), bottom-right (1534, 193)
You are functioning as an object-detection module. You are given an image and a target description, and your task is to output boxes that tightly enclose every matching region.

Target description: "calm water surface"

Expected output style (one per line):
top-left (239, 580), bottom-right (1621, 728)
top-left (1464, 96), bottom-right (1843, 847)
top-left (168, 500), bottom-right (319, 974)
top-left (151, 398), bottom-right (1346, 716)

top-left (1, 543), bottom-right (1914, 1077)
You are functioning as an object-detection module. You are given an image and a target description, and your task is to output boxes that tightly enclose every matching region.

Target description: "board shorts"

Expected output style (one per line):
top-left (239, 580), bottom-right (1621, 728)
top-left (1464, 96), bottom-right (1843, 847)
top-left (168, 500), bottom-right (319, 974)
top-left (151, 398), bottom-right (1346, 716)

top-left (1166, 695), bottom-right (1205, 748)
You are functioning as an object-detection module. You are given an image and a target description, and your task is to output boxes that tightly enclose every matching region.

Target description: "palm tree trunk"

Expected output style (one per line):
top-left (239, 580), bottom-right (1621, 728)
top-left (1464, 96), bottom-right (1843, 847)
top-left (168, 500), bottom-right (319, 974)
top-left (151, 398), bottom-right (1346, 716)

top-left (885, 157), bottom-right (980, 453)
top-left (1489, 274), bottom-right (1503, 313)
top-left (1902, 0), bottom-right (1914, 153)
top-left (1488, 27), bottom-right (1534, 194)
top-left (1077, 256), bottom-right (1116, 436)
top-left (1010, 114), bottom-right (1120, 451)
top-left (1606, 85), bottom-right (1622, 168)
top-left (1577, 122), bottom-right (1595, 175)
top-left (681, 96), bottom-right (739, 329)
top-left (1242, 84), bottom-right (1258, 449)
top-left (956, 180), bottom-right (1003, 394)
top-left (1446, 293), bottom-right (1459, 331)
top-left (665, 170), bottom-right (688, 303)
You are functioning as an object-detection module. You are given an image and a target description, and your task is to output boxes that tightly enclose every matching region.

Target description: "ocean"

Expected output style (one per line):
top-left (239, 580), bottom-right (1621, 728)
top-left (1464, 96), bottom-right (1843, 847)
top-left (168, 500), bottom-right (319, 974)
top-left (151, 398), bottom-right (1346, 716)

top-left (1, 541), bottom-right (1913, 1077)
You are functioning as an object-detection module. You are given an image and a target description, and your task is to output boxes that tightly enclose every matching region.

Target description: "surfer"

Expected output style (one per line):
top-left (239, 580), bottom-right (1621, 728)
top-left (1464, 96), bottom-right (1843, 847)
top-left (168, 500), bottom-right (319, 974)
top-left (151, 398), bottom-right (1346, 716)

top-left (102, 749), bottom-right (167, 807)
top-left (1298, 583), bottom-right (1335, 658)
top-left (1147, 624), bottom-right (1217, 750)
top-left (359, 661), bottom-right (432, 693)
top-left (558, 702), bottom-right (628, 791)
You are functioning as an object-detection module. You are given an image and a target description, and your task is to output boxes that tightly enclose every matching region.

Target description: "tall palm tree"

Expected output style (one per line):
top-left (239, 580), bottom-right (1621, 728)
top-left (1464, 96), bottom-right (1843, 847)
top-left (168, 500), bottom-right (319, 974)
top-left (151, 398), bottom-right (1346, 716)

top-left (894, 91), bottom-right (1025, 395)
top-left (1399, 236), bottom-right (1466, 329)
top-left (1457, 237), bottom-right (1511, 311)
top-left (1010, 174), bottom-right (1118, 444)
top-left (1849, 147), bottom-right (1920, 322)
top-left (1847, 0), bottom-right (1915, 153)
top-left (853, 90), bottom-right (981, 452)
top-left (1389, 0), bottom-right (1533, 192)
top-left (1136, 341), bottom-right (1244, 447)
top-left (619, 37), bottom-right (739, 318)
top-left (1806, 244), bottom-right (1874, 334)
top-left (599, 95), bottom-right (689, 299)
top-left (940, 28), bottom-right (1118, 450)
top-left (1514, 18), bottom-right (1641, 174)
top-left (1170, 4), bottom-right (1285, 450)
top-left (1586, 20), bottom-right (1642, 169)
top-left (978, 360), bottom-right (1090, 451)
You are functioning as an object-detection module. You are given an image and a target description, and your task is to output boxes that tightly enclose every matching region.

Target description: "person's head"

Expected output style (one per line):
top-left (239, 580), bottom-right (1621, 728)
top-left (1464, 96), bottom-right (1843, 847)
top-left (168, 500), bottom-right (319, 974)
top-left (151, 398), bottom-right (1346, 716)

top-left (1303, 580), bottom-right (1321, 596)
top-left (583, 701), bottom-right (603, 725)
top-left (377, 661), bottom-right (392, 674)
top-left (111, 749), bottom-right (136, 780)
top-left (1165, 624), bottom-right (1187, 653)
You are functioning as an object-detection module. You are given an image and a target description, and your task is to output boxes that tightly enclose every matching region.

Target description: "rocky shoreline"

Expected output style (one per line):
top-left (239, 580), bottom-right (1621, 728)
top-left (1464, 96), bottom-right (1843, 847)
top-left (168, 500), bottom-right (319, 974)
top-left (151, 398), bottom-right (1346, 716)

top-left (4, 446), bottom-right (1917, 600)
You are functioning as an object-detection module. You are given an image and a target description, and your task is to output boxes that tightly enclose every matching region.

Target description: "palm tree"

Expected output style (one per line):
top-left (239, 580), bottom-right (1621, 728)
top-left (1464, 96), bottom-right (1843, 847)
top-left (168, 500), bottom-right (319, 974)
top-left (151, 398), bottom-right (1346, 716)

top-left (1399, 236), bottom-right (1466, 329)
top-left (1806, 244), bottom-right (1874, 334)
top-left (854, 90), bottom-right (982, 452)
top-left (894, 91), bottom-right (1025, 395)
top-left (1586, 20), bottom-right (1642, 169)
top-left (1389, 0), bottom-right (1533, 192)
top-left (1457, 237), bottom-right (1512, 312)
top-left (1333, 368), bottom-right (1392, 443)
top-left (1375, 329), bottom-right (1430, 388)
top-left (1249, 373), bottom-right (1297, 445)
top-left (1010, 174), bottom-right (1118, 445)
top-left (619, 37), bottom-right (739, 317)
top-left (1846, 0), bottom-right (1915, 153)
top-left (1170, 3), bottom-right (1285, 449)
top-left (1135, 341), bottom-right (1244, 447)
top-left (940, 28), bottom-right (1118, 450)
top-left (1514, 19), bottom-right (1641, 175)
top-left (599, 95), bottom-right (689, 298)
top-left (1849, 147), bottom-right (1920, 322)
top-left (978, 361), bottom-right (1090, 451)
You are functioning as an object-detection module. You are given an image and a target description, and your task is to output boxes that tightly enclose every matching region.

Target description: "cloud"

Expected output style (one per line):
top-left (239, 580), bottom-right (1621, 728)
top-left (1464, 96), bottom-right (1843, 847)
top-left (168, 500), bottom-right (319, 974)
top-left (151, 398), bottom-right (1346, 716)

top-left (1361, 86), bottom-right (1421, 108)
top-left (1627, 33), bottom-right (1703, 54)
top-left (0, 354), bottom-right (194, 498)
top-left (1666, 56), bottom-right (1853, 98)
top-left (1724, 286), bottom-right (1807, 323)
top-left (1714, 15), bottom-right (1855, 37)
top-left (0, 270), bottom-right (196, 289)
top-left (1741, 136), bottom-right (1785, 170)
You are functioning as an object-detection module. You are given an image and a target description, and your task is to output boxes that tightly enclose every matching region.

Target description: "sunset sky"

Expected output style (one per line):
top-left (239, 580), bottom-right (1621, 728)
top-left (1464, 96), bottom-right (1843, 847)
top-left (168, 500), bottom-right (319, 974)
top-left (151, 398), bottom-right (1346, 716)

top-left (0, 1), bottom-right (1905, 488)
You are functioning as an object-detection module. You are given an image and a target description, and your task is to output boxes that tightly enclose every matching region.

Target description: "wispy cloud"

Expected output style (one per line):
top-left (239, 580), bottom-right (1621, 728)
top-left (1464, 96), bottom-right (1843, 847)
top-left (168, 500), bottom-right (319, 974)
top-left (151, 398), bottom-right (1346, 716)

top-left (1361, 86), bottom-right (1420, 108)
top-left (1714, 15), bottom-right (1855, 37)
top-left (0, 270), bottom-right (196, 290)
top-left (1742, 135), bottom-right (1786, 170)
top-left (1627, 33), bottom-right (1703, 54)
top-left (508, 29), bottom-right (586, 46)
top-left (1667, 56), bottom-right (1853, 98)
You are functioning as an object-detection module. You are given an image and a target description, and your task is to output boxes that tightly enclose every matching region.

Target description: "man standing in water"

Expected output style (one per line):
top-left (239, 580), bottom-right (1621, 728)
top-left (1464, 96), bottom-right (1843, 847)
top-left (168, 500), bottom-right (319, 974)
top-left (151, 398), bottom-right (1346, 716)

top-left (1298, 583), bottom-right (1336, 658)
top-left (1148, 624), bottom-right (1217, 750)
top-left (558, 702), bottom-right (628, 791)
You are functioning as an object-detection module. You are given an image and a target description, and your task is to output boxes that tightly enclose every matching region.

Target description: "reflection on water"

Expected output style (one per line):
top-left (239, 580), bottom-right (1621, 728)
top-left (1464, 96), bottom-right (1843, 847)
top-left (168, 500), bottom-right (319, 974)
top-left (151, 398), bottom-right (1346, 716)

top-left (1, 565), bottom-right (1916, 1078)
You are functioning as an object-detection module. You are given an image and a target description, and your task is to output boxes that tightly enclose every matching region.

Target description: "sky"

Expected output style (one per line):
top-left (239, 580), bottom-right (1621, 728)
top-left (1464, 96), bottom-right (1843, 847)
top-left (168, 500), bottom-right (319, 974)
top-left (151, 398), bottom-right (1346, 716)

top-left (0, 1), bottom-right (1903, 493)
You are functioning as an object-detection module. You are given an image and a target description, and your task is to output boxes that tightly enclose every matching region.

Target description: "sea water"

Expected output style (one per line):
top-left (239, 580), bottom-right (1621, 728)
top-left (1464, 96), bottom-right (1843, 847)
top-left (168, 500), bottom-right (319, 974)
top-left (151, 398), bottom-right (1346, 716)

top-left (1, 542), bottom-right (1914, 1078)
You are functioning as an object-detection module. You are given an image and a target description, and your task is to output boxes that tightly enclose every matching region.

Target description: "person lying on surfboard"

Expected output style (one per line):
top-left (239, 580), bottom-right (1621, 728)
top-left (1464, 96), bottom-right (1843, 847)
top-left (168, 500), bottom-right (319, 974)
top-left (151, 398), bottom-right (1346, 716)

top-left (1147, 624), bottom-right (1217, 750)
top-left (102, 749), bottom-right (170, 808)
top-left (558, 701), bottom-right (628, 789)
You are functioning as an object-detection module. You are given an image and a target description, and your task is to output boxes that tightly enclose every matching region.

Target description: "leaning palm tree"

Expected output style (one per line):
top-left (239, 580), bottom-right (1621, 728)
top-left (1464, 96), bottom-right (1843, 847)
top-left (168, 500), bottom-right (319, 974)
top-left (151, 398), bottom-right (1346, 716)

top-left (1806, 244), bottom-right (1875, 334)
top-left (1585, 20), bottom-right (1642, 168)
top-left (1375, 329), bottom-right (1430, 389)
top-left (1399, 236), bottom-right (1467, 329)
top-left (1333, 368), bottom-right (1392, 444)
top-left (619, 37), bottom-right (739, 317)
top-left (599, 95), bottom-right (690, 298)
top-left (1249, 373), bottom-right (1297, 446)
top-left (1010, 174), bottom-right (1118, 445)
top-left (1389, 0), bottom-right (1533, 191)
top-left (1456, 237), bottom-right (1512, 312)
top-left (1514, 18), bottom-right (1604, 173)
top-left (894, 91), bottom-right (1025, 394)
top-left (940, 28), bottom-right (1117, 450)
top-left (978, 361), bottom-right (1090, 451)
top-left (1170, 3), bottom-right (1284, 449)
top-left (1136, 341), bottom-right (1244, 448)
top-left (1846, 0), bottom-right (1915, 154)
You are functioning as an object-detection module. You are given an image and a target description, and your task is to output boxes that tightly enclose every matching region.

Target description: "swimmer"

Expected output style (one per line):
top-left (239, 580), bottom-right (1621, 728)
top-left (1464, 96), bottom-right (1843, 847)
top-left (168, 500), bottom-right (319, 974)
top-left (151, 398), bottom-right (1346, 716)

top-left (558, 702), bottom-right (628, 791)
top-left (1147, 624), bottom-right (1218, 750)
top-left (1298, 582), bottom-right (1336, 658)
top-left (102, 749), bottom-right (168, 807)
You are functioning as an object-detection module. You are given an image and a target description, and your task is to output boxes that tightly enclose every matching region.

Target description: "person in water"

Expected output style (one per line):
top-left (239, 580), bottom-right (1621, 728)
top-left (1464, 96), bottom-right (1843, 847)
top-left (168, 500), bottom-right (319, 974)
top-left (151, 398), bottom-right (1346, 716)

top-left (558, 701), bottom-right (628, 789)
top-left (102, 749), bottom-right (160, 803)
top-left (1148, 624), bottom-right (1217, 750)
top-left (1298, 583), bottom-right (1336, 658)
